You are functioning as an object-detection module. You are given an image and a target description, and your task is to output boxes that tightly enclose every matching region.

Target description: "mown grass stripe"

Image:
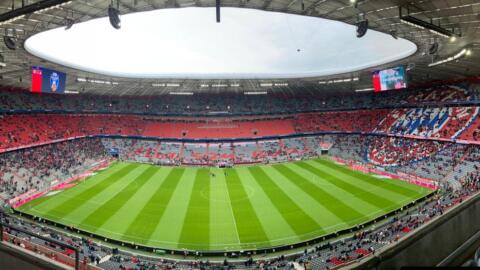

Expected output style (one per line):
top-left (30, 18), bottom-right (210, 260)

top-left (225, 169), bottom-right (270, 247)
top-left (248, 166), bottom-right (321, 236)
top-left (178, 169), bottom-right (211, 249)
top-left (93, 168), bottom-right (171, 244)
top-left (235, 167), bottom-right (299, 248)
top-left (272, 164), bottom-right (365, 226)
top-left (18, 162), bottom-right (124, 213)
top-left (58, 165), bottom-right (149, 225)
top-left (294, 161), bottom-right (399, 208)
top-left (305, 160), bottom-right (422, 202)
top-left (121, 168), bottom-right (185, 243)
top-left (45, 163), bottom-right (138, 218)
top-left (79, 166), bottom-right (160, 229)
top-left (315, 159), bottom-right (427, 196)
top-left (147, 169), bottom-right (196, 248)
top-left (260, 165), bottom-right (347, 231)
top-left (207, 168), bottom-right (240, 249)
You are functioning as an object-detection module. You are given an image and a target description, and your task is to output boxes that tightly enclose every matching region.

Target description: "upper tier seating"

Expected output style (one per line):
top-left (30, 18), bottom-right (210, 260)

top-left (0, 80), bottom-right (478, 115)
top-left (0, 114), bottom-right (145, 151)
top-left (1, 105), bottom-right (478, 152)
top-left (142, 119), bottom-right (295, 139)
top-left (374, 107), bottom-right (479, 139)
top-left (458, 114), bottom-right (480, 141)
top-left (294, 110), bottom-right (389, 133)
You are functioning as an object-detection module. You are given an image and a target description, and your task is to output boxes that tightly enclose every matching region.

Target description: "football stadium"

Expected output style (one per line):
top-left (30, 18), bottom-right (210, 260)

top-left (0, 0), bottom-right (479, 270)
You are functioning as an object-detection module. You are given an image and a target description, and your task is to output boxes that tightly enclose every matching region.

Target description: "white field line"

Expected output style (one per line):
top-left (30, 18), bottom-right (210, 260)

top-left (223, 178), bottom-right (242, 245)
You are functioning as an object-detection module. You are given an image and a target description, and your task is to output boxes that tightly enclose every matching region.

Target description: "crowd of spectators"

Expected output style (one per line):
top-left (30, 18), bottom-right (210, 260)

top-left (98, 134), bottom-right (477, 191)
top-left (0, 114), bottom-right (146, 151)
top-left (0, 80), bottom-right (479, 152)
top-left (459, 112), bottom-right (480, 141)
top-left (1, 159), bottom-right (478, 270)
top-left (0, 80), bottom-right (478, 115)
top-left (327, 135), bottom-right (365, 163)
top-left (374, 106), bottom-right (478, 139)
top-left (99, 136), bottom-right (331, 166)
top-left (293, 110), bottom-right (389, 134)
top-left (0, 131), bottom-right (476, 204)
top-left (366, 136), bottom-right (445, 166)
top-left (0, 138), bottom-right (107, 200)
top-left (1, 102), bottom-right (478, 153)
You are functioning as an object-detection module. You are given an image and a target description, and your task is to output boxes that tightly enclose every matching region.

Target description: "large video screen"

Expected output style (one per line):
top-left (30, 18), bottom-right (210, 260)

top-left (372, 66), bottom-right (407, 92)
top-left (31, 66), bottom-right (66, 94)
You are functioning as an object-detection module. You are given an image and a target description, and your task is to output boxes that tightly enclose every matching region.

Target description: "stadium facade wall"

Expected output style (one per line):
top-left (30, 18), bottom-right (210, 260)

top-left (0, 241), bottom-right (69, 270)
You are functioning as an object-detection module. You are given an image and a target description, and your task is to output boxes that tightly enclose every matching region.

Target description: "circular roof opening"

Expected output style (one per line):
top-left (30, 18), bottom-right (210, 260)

top-left (25, 7), bottom-right (417, 79)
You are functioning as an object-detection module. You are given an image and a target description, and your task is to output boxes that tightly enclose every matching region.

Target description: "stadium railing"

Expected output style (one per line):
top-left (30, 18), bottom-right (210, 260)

top-left (0, 221), bottom-right (91, 270)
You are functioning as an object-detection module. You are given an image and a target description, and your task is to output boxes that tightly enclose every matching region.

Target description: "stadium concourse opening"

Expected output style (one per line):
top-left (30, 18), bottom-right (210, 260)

top-left (24, 7), bottom-right (416, 79)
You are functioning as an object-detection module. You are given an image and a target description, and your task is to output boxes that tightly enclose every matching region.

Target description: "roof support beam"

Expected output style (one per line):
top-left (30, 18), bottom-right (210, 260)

top-left (303, 0), bottom-right (327, 15)
top-left (0, 0), bottom-right (71, 24)
top-left (262, 0), bottom-right (273, 10)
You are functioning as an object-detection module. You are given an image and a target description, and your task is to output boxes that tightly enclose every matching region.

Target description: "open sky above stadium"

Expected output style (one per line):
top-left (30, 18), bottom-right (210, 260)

top-left (24, 7), bottom-right (417, 80)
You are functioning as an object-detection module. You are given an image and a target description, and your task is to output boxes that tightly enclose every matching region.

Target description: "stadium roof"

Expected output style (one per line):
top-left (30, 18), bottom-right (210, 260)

top-left (0, 0), bottom-right (479, 95)
top-left (24, 8), bottom-right (417, 80)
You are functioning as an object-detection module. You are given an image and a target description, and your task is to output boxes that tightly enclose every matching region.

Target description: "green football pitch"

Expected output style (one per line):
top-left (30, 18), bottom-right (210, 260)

top-left (17, 158), bottom-right (432, 251)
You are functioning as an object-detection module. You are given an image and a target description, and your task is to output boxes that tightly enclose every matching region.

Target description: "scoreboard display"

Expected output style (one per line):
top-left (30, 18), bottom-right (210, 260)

top-left (31, 66), bottom-right (66, 94)
top-left (372, 66), bottom-right (407, 92)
